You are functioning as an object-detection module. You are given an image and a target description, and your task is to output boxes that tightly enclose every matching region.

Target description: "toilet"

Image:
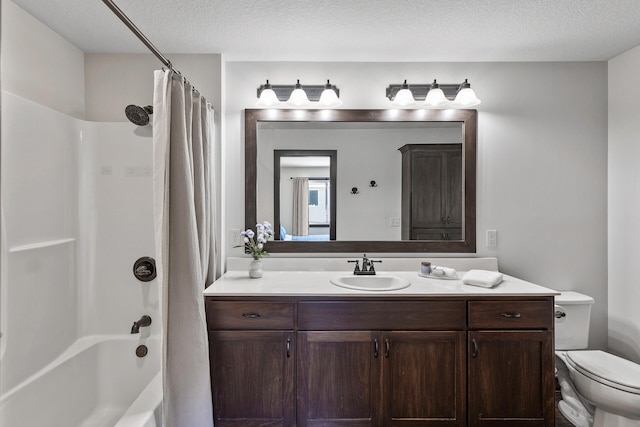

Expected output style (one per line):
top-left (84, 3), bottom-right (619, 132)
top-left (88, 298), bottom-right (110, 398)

top-left (555, 291), bottom-right (640, 427)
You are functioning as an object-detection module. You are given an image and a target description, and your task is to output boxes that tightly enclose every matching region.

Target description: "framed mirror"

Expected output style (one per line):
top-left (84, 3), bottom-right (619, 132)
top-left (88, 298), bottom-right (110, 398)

top-left (274, 149), bottom-right (337, 241)
top-left (245, 109), bottom-right (477, 253)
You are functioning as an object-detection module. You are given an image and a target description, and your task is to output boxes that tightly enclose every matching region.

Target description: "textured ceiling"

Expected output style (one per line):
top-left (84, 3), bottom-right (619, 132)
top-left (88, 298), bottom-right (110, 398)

top-left (11, 0), bottom-right (640, 62)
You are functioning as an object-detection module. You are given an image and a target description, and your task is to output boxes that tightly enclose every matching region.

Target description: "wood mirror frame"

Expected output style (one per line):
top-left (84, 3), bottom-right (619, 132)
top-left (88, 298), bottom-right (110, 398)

top-left (245, 108), bottom-right (477, 253)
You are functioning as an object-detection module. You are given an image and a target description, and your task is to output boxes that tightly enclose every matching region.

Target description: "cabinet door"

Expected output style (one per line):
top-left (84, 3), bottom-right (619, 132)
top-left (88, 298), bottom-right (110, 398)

top-left (382, 331), bottom-right (466, 427)
top-left (209, 330), bottom-right (294, 427)
top-left (411, 151), bottom-right (445, 229)
top-left (468, 331), bottom-right (555, 427)
top-left (297, 331), bottom-right (381, 427)
top-left (444, 150), bottom-right (463, 230)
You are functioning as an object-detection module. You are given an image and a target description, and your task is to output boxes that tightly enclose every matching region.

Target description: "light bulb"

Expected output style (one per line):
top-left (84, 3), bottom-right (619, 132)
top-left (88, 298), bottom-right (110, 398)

top-left (318, 80), bottom-right (342, 108)
top-left (451, 79), bottom-right (481, 107)
top-left (390, 80), bottom-right (415, 107)
top-left (423, 80), bottom-right (450, 108)
top-left (286, 80), bottom-right (311, 107)
top-left (256, 80), bottom-right (281, 107)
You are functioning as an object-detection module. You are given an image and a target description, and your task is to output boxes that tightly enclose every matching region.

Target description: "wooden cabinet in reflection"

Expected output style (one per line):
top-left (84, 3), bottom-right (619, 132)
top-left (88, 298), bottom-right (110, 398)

top-left (399, 144), bottom-right (463, 240)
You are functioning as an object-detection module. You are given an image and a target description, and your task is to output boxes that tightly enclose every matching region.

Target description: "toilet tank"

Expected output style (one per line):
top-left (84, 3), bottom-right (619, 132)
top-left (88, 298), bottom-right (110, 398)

top-left (554, 291), bottom-right (594, 350)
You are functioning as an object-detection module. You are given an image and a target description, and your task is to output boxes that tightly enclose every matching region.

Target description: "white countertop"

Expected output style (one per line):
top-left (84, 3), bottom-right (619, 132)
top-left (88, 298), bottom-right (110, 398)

top-left (204, 270), bottom-right (559, 297)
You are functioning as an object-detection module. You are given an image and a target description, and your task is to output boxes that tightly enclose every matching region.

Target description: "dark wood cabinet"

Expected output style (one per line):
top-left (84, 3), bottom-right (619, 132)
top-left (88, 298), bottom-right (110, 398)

top-left (206, 296), bottom-right (555, 427)
top-left (207, 301), bottom-right (295, 427)
top-left (382, 331), bottom-right (466, 426)
top-left (399, 144), bottom-right (463, 240)
top-left (467, 301), bottom-right (555, 427)
top-left (297, 331), bottom-right (381, 426)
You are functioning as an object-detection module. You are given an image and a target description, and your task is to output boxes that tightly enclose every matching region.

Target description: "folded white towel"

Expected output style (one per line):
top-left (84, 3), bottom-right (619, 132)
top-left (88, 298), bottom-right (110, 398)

top-left (462, 269), bottom-right (504, 288)
top-left (432, 265), bottom-right (457, 277)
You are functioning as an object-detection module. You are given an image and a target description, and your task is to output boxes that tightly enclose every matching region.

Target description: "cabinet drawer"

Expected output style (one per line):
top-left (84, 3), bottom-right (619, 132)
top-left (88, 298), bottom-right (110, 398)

top-left (468, 300), bottom-right (552, 330)
top-left (206, 301), bottom-right (294, 330)
top-left (298, 301), bottom-right (466, 330)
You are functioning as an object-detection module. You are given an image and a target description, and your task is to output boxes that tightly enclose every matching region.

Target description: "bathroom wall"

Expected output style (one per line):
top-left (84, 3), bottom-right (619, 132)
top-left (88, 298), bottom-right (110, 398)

top-left (224, 61), bottom-right (609, 349)
top-left (608, 44), bottom-right (640, 363)
top-left (1, 0), bottom-right (85, 118)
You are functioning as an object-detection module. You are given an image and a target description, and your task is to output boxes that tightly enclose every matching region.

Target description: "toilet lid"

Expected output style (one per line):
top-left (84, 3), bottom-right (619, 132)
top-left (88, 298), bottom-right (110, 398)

top-left (566, 350), bottom-right (640, 394)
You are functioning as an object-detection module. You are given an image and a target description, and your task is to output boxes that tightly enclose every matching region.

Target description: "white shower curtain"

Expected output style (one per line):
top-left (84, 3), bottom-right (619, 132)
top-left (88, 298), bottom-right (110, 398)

top-left (292, 177), bottom-right (309, 236)
top-left (152, 69), bottom-right (215, 427)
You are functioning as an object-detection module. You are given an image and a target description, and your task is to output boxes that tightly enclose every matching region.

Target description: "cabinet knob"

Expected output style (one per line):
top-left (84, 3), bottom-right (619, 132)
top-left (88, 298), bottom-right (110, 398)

top-left (472, 338), bottom-right (478, 358)
top-left (286, 338), bottom-right (291, 358)
top-left (385, 338), bottom-right (390, 358)
top-left (374, 338), bottom-right (379, 358)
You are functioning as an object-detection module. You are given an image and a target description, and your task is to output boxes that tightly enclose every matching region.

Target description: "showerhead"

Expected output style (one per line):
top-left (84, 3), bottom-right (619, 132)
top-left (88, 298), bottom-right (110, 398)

top-left (125, 105), bottom-right (153, 126)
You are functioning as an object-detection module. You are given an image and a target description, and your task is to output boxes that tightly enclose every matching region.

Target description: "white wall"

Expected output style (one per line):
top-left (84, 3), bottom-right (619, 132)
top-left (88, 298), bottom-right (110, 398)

top-left (608, 45), bottom-right (640, 363)
top-left (225, 61), bottom-right (609, 349)
top-left (1, 0), bottom-right (85, 118)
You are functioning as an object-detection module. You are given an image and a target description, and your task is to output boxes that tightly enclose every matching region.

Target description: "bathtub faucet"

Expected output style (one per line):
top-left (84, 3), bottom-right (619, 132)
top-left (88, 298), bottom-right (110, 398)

top-left (131, 315), bottom-right (152, 334)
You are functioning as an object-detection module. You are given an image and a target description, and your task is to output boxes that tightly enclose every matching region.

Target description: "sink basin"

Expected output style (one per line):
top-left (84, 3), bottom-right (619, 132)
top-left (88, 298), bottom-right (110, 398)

top-left (330, 275), bottom-right (411, 291)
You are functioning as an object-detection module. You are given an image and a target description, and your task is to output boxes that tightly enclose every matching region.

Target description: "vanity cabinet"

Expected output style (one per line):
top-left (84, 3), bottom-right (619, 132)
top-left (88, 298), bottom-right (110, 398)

top-left (205, 296), bottom-right (554, 427)
top-left (467, 301), bottom-right (555, 427)
top-left (207, 301), bottom-right (295, 427)
top-left (296, 301), bottom-right (466, 426)
top-left (399, 144), bottom-right (463, 241)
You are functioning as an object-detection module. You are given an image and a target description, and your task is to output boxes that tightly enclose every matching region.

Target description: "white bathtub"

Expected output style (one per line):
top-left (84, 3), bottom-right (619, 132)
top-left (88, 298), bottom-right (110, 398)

top-left (0, 335), bottom-right (162, 427)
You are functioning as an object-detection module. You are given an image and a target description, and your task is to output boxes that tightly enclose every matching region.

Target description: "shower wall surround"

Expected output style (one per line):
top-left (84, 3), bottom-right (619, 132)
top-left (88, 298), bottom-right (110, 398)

top-left (1, 0), bottom-right (159, 397)
top-left (0, 91), bottom-right (159, 393)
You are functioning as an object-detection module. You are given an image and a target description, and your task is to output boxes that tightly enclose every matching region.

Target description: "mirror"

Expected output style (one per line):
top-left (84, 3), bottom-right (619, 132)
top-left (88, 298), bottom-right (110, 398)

top-left (245, 109), bottom-right (477, 253)
top-left (274, 150), bottom-right (337, 241)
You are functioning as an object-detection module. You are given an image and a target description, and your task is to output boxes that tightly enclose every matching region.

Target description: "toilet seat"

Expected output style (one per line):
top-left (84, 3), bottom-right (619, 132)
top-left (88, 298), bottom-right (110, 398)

top-left (565, 350), bottom-right (640, 395)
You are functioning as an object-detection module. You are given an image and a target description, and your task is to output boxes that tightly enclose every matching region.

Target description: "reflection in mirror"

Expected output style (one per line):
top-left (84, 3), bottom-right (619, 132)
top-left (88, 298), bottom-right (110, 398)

top-left (245, 109), bottom-right (477, 253)
top-left (273, 150), bottom-right (337, 241)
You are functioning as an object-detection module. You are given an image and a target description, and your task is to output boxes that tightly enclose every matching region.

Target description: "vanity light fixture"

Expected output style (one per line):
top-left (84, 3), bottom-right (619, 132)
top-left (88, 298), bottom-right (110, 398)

top-left (386, 79), bottom-right (481, 109)
top-left (318, 80), bottom-right (343, 108)
top-left (256, 79), bottom-right (342, 108)
top-left (286, 80), bottom-right (311, 107)
top-left (423, 80), bottom-right (450, 108)
top-left (450, 79), bottom-right (481, 107)
top-left (389, 80), bottom-right (416, 107)
top-left (256, 80), bottom-right (280, 108)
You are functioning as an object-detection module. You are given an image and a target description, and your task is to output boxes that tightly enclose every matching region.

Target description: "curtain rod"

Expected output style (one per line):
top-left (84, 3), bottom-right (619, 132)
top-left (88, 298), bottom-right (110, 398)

top-left (101, 0), bottom-right (177, 73)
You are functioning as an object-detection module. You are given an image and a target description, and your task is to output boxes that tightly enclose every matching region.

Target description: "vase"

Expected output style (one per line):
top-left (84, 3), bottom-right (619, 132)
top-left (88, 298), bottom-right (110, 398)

top-left (249, 259), bottom-right (263, 278)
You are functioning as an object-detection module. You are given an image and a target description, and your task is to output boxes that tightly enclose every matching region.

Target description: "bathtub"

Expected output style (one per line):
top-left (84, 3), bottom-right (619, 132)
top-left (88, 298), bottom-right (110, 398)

top-left (0, 335), bottom-right (162, 427)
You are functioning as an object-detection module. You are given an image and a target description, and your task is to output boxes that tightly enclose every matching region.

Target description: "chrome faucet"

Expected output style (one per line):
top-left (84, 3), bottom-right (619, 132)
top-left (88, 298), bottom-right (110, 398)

top-left (131, 315), bottom-right (152, 334)
top-left (349, 254), bottom-right (381, 275)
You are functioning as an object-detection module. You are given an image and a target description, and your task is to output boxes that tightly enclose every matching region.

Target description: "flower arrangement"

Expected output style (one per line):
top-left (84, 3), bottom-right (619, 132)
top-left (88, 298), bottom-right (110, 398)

top-left (238, 221), bottom-right (274, 260)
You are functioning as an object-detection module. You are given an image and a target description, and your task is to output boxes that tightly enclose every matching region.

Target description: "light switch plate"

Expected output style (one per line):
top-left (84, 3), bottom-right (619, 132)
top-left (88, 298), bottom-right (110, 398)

top-left (486, 230), bottom-right (497, 247)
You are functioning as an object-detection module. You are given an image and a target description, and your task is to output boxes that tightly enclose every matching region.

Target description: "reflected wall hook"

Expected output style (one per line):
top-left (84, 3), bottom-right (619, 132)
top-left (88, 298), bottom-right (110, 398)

top-left (369, 180), bottom-right (378, 188)
top-left (351, 187), bottom-right (359, 195)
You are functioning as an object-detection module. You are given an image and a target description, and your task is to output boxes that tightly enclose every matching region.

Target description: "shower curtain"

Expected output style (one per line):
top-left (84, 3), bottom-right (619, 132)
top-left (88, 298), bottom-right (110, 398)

top-left (152, 69), bottom-right (215, 427)
top-left (292, 177), bottom-right (309, 236)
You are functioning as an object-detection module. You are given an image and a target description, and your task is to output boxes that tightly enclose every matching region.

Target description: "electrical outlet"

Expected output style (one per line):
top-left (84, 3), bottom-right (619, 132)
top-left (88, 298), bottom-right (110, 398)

top-left (389, 217), bottom-right (401, 227)
top-left (100, 166), bottom-right (113, 175)
top-left (486, 230), bottom-right (497, 247)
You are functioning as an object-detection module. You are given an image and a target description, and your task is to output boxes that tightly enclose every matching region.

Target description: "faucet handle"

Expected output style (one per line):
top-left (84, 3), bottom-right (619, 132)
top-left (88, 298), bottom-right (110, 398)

top-left (348, 260), bottom-right (360, 272)
top-left (369, 259), bottom-right (382, 273)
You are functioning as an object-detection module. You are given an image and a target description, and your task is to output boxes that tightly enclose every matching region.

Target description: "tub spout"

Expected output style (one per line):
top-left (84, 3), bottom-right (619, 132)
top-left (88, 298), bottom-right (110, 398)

top-left (131, 315), bottom-right (152, 334)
